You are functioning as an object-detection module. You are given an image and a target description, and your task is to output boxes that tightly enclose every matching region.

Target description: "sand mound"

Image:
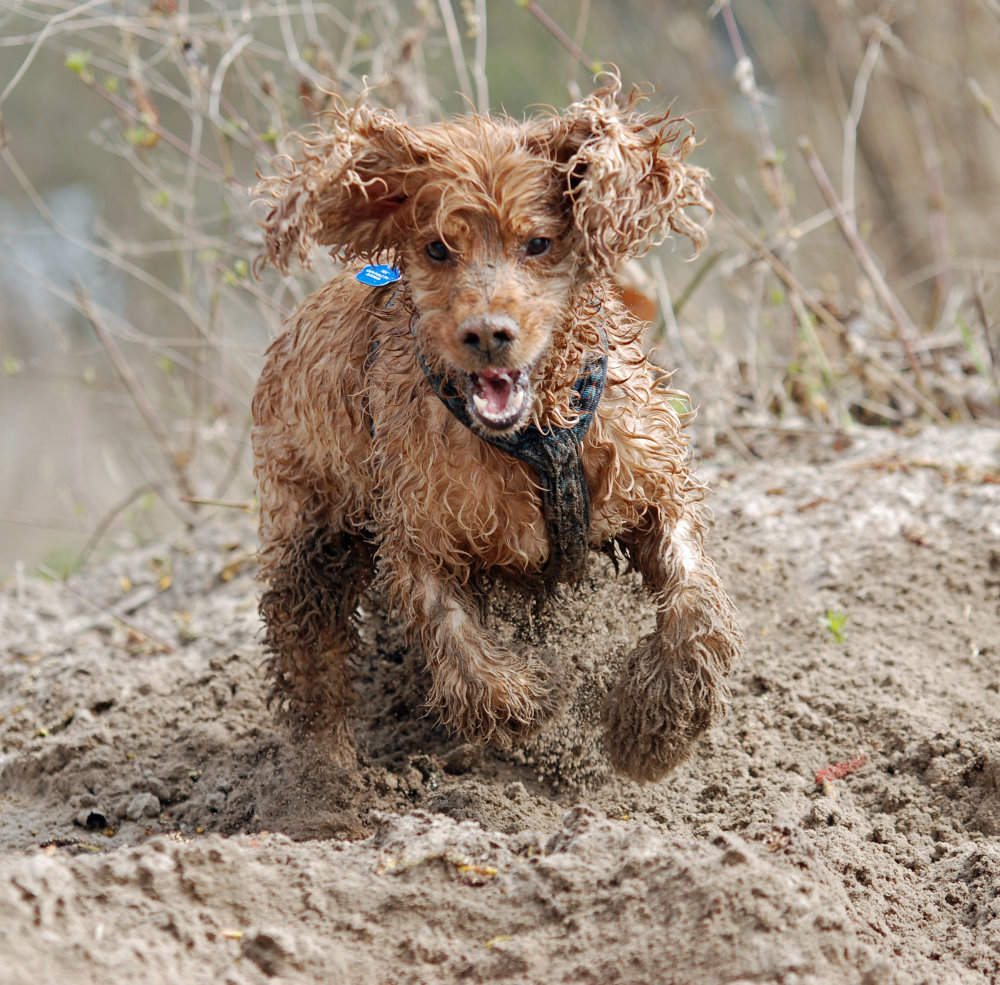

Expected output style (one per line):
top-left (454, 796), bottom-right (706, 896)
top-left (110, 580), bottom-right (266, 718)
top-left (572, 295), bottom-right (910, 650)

top-left (2, 423), bottom-right (998, 984)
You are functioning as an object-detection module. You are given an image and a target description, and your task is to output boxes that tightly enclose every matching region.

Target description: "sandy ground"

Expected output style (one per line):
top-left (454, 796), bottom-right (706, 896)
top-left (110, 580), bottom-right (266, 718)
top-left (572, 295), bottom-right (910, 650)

top-left (1, 422), bottom-right (999, 985)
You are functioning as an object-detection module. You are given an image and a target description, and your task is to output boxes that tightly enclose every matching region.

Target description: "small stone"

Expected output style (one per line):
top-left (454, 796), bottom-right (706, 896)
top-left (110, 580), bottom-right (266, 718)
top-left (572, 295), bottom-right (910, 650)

top-left (241, 929), bottom-right (290, 977)
top-left (203, 791), bottom-right (226, 813)
top-left (443, 743), bottom-right (481, 775)
top-left (126, 792), bottom-right (162, 820)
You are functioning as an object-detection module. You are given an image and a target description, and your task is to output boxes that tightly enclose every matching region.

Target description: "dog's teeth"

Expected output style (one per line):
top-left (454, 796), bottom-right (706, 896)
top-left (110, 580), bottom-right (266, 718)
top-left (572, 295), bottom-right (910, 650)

top-left (468, 368), bottom-right (529, 427)
top-left (472, 389), bottom-right (522, 419)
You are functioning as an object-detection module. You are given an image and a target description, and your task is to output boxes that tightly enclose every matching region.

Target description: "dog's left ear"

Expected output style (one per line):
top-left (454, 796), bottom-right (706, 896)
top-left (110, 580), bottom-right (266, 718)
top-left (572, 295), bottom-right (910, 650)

top-left (528, 73), bottom-right (711, 274)
top-left (253, 98), bottom-right (430, 275)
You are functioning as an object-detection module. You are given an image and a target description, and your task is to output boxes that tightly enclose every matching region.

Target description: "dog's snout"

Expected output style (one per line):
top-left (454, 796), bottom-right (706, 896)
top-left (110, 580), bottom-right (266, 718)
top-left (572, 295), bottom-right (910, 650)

top-left (458, 314), bottom-right (520, 360)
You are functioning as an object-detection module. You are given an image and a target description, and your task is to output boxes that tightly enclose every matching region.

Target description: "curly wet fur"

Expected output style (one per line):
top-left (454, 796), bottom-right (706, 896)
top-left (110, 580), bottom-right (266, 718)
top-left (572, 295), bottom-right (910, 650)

top-left (252, 73), bottom-right (743, 782)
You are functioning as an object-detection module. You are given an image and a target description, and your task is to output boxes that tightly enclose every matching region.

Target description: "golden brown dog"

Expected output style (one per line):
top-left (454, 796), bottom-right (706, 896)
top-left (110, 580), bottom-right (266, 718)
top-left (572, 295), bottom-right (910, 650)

top-left (251, 74), bottom-right (743, 783)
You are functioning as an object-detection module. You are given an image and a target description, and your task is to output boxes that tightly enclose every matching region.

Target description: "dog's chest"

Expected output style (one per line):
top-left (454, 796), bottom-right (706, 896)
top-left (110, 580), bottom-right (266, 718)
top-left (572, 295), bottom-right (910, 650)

top-left (369, 389), bottom-right (551, 570)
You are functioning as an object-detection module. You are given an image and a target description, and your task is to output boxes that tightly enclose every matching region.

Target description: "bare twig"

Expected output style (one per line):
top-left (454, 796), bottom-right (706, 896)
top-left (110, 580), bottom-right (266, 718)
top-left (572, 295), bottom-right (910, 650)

top-left (75, 71), bottom-right (243, 186)
top-left (436, 0), bottom-right (474, 103)
top-left (968, 77), bottom-right (1000, 136)
top-left (471, 0), bottom-right (489, 114)
top-left (910, 94), bottom-right (952, 325)
top-left (74, 281), bottom-right (198, 504)
top-left (973, 274), bottom-right (1000, 390)
top-left (671, 250), bottom-right (724, 320)
top-left (211, 416), bottom-right (254, 503)
top-left (38, 564), bottom-right (176, 654)
top-left (842, 28), bottom-right (883, 220)
top-left (0, 508), bottom-right (89, 532)
top-left (204, 35), bottom-right (276, 158)
top-left (710, 188), bottom-right (949, 424)
top-left (0, 145), bottom-right (216, 340)
top-left (0, 0), bottom-right (107, 112)
top-left (798, 137), bottom-right (926, 389)
top-left (709, 190), bottom-right (838, 336)
top-left (181, 495), bottom-right (256, 511)
top-left (566, 0), bottom-right (591, 99)
top-left (517, 0), bottom-right (600, 74)
top-left (647, 255), bottom-right (697, 381)
top-left (73, 482), bottom-right (160, 571)
top-left (715, 0), bottom-right (791, 229)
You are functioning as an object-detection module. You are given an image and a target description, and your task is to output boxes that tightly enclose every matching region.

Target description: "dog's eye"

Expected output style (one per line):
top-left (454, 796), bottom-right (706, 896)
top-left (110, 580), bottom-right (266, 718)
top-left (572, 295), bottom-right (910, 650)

top-left (426, 241), bottom-right (450, 262)
top-left (525, 237), bottom-right (551, 257)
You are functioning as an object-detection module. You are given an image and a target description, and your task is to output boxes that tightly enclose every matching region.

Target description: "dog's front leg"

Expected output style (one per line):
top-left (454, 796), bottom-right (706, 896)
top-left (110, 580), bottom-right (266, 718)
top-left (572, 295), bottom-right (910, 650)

top-left (388, 557), bottom-right (562, 747)
top-left (258, 527), bottom-right (374, 756)
top-left (603, 504), bottom-right (743, 782)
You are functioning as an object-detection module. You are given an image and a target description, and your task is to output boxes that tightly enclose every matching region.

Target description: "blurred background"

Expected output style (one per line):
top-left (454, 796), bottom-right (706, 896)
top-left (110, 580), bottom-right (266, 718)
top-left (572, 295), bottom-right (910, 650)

top-left (1, 0), bottom-right (998, 578)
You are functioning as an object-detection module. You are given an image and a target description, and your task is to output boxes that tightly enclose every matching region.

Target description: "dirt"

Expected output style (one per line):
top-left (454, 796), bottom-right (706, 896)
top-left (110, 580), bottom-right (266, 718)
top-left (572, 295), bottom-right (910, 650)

top-left (1, 422), bottom-right (999, 985)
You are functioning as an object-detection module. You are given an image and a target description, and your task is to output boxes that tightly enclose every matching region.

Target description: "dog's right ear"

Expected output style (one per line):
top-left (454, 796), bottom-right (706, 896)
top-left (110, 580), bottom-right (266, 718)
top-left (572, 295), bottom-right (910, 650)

top-left (525, 71), bottom-right (711, 276)
top-left (253, 100), bottom-right (428, 275)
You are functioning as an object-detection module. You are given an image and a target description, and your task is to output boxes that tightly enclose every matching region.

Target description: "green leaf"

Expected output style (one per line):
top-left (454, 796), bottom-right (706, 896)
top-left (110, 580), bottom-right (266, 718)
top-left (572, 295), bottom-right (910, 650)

top-left (669, 394), bottom-right (693, 417)
top-left (956, 312), bottom-right (988, 376)
top-left (65, 50), bottom-right (93, 81)
top-left (821, 609), bottom-right (848, 644)
top-left (125, 125), bottom-right (157, 147)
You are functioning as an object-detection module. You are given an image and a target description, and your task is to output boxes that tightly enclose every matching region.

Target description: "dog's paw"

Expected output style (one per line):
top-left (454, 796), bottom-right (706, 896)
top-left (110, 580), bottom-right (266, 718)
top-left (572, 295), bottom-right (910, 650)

top-left (432, 644), bottom-right (565, 748)
top-left (601, 635), bottom-right (728, 783)
top-left (602, 687), bottom-right (701, 782)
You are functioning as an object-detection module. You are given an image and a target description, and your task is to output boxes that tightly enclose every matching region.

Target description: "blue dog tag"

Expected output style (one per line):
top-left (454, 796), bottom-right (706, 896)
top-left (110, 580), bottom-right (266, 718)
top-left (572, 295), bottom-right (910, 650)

top-left (356, 264), bottom-right (401, 286)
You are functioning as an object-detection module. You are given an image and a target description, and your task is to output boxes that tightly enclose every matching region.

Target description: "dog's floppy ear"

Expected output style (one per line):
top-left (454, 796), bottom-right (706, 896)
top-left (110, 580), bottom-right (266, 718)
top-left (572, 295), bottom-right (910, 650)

top-left (529, 72), bottom-right (711, 274)
top-left (254, 99), bottom-right (427, 274)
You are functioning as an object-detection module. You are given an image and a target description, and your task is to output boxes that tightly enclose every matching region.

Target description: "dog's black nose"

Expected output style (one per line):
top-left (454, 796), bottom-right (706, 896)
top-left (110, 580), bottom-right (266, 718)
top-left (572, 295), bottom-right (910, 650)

top-left (457, 314), bottom-right (519, 359)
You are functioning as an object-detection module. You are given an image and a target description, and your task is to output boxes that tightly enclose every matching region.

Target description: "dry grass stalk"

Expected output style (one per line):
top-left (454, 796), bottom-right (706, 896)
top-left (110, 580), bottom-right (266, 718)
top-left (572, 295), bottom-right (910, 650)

top-left (709, 190), bottom-right (949, 425)
top-left (716, 0), bottom-right (791, 230)
top-left (798, 136), bottom-right (926, 390)
top-left (517, 0), bottom-right (601, 74)
top-left (37, 563), bottom-right (176, 654)
top-left (74, 283), bottom-right (198, 503)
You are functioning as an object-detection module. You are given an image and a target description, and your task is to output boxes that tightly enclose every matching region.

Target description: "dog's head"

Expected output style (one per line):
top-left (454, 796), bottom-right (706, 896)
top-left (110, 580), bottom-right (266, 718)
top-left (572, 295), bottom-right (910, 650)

top-left (255, 73), bottom-right (709, 434)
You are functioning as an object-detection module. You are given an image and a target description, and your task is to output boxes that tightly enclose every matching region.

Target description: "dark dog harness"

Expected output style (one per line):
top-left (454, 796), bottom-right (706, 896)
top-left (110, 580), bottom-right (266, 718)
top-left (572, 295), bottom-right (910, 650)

top-left (368, 273), bottom-right (607, 583)
top-left (416, 337), bottom-right (606, 584)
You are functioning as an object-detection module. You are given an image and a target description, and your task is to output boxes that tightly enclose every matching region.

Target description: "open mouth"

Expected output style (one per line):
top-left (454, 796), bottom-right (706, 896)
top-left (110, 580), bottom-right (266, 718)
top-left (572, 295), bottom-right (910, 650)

top-left (467, 368), bottom-right (531, 431)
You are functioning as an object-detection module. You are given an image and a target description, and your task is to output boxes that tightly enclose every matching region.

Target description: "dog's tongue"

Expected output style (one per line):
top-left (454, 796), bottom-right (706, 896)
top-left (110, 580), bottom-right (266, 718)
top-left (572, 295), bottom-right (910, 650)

top-left (475, 369), bottom-right (515, 416)
top-left (469, 368), bottom-right (528, 429)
